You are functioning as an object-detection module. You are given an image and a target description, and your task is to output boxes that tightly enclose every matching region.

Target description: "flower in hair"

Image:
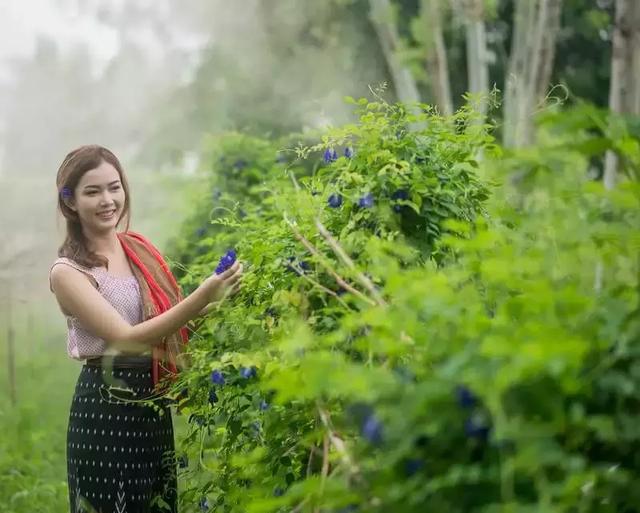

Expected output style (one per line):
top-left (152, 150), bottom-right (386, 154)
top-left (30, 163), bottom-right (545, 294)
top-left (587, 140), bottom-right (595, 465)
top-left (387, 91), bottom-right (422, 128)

top-left (60, 186), bottom-right (73, 200)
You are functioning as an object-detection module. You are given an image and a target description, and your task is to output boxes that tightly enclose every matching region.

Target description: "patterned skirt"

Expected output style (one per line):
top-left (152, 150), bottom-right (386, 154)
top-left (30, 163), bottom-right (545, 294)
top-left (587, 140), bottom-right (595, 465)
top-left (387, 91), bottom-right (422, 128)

top-left (66, 356), bottom-right (178, 513)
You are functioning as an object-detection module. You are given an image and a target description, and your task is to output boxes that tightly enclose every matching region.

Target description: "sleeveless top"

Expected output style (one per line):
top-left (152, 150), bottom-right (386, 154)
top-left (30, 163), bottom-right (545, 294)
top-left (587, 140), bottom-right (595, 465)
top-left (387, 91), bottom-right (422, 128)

top-left (48, 257), bottom-right (149, 360)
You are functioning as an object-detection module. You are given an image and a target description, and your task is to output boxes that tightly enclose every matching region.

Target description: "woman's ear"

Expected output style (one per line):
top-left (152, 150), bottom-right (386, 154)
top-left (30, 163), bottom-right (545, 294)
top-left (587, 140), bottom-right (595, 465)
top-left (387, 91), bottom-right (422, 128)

top-left (64, 198), bottom-right (77, 212)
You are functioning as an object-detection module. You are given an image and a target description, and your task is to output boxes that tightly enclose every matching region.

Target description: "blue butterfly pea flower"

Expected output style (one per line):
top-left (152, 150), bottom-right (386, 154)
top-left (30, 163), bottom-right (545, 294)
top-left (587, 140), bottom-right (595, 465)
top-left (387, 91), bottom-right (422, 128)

top-left (404, 458), bottom-right (424, 476)
top-left (455, 385), bottom-right (477, 409)
top-left (328, 193), bottom-right (342, 208)
top-left (391, 189), bottom-right (409, 212)
top-left (240, 366), bottom-right (257, 379)
top-left (323, 148), bottom-right (338, 163)
top-left (215, 248), bottom-right (237, 274)
top-left (60, 186), bottom-right (73, 200)
top-left (210, 370), bottom-right (225, 386)
top-left (344, 146), bottom-right (354, 158)
top-left (361, 413), bottom-right (383, 444)
top-left (357, 193), bottom-right (374, 208)
top-left (464, 414), bottom-right (491, 441)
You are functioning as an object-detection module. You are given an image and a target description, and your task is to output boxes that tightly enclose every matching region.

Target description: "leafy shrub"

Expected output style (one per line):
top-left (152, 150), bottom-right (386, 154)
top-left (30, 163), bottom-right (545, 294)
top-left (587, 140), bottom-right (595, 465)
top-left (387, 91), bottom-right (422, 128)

top-left (166, 99), bottom-right (640, 513)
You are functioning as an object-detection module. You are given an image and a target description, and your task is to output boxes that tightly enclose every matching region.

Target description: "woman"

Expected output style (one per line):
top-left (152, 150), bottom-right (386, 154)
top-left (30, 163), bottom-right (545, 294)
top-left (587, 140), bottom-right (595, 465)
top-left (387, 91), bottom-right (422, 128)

top-left (49, 145), bottom-right (242, 513)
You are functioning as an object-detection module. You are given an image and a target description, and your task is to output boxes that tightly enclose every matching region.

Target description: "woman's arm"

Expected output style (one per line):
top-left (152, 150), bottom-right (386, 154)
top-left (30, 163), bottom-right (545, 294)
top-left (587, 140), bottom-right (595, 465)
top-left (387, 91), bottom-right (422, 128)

top-left (50, 264), bottom-right (212, 352)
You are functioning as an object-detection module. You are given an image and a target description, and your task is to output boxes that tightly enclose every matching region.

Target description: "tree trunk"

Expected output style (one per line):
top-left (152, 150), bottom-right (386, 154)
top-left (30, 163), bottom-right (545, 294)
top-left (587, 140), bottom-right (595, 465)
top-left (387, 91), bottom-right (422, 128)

top-left (603, 0), bottom-right (640, 189)
top-left (421, 0), bottom-right (453, 115)
top-left (369, 0), bottom-right (422, 105)
top-left (462, 0), bottom-right (489, 116)
top-left (503, 0), bottom-right (563, 148)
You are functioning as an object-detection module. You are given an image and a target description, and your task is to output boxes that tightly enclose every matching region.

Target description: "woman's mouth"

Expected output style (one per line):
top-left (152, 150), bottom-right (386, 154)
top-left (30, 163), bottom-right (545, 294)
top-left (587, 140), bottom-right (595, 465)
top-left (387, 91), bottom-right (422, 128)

top-left (97, 210), bottom-right (116, 220)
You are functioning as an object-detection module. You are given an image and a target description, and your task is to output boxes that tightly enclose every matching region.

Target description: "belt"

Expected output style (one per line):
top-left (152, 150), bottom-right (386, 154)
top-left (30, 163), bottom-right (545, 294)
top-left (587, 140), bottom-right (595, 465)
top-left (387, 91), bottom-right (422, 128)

top-left (85, 355), bottom-right (153, 368)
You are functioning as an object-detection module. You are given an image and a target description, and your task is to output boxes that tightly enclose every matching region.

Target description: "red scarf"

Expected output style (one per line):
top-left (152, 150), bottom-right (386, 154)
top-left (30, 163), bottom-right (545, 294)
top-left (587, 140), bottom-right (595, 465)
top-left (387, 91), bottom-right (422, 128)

top-left (117, 231), bottom-right (190, 387)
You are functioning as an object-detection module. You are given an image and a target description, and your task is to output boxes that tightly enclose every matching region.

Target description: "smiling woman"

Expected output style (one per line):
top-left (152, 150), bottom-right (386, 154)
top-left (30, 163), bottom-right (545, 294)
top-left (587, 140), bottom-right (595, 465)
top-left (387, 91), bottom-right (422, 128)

top-left (48, 144), bottom-right (244, 513)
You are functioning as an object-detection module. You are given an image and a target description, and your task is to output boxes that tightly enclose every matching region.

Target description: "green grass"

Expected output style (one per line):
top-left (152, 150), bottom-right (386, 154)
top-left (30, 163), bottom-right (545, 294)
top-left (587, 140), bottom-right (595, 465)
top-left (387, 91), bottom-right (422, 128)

top-left (0, 344), bottom-right (75, 512)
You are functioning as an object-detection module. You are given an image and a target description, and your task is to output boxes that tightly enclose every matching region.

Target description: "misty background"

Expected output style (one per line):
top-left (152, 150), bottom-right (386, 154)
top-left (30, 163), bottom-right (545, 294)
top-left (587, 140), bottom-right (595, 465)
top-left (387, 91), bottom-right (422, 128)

top-left (0, 0), bottom-right (388, 337)
top-left (0, 0), bottom-right (625, 352)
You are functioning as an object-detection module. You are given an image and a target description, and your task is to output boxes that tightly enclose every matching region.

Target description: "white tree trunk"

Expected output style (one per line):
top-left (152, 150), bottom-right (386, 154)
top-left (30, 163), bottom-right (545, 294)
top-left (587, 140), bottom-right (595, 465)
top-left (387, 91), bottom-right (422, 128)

top-left (603, 0), bottom-right (640, 190)
top-left (369, 0), bottom-right (422, 105)
top-left (462, 0), bottom-right (489, 117)
top-left (421, 0), bottom-right (453, 115)
top-left (503, 0), bottom-right (563, 148)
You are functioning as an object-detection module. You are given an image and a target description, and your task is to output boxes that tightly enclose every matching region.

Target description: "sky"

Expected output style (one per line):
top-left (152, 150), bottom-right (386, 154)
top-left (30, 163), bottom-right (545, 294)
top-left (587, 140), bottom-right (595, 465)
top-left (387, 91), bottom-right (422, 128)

top-left (0, 0), bottom-right (120, 82)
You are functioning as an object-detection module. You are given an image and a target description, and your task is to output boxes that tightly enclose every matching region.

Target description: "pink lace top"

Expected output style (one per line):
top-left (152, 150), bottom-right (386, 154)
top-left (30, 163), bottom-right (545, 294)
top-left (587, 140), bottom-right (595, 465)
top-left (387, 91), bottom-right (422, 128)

top-left (49, 257), bottom-right (149, 360)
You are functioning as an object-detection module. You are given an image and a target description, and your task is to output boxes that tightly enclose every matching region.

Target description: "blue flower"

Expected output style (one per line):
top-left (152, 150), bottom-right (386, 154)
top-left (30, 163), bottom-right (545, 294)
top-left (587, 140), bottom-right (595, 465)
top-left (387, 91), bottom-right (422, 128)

top-left (259, 400), bottom-right (269, 411)
top-left (60, 186), bottom-right (73, 200)
top-left (234, 159), bottom-right (248, 170)
top-left (404, 458), bottom-right (424, 476)
top-left (361, 413), bottom-right (383, 444)
top-left (357, 193), bottom-right (374, 208)
top-left (210, 370), bottom-right (225, 386)
top-left (455, 385), bottom-right (477, 409)
top-left (391, 189), bottom-right (409, 213)
top-left (323, 148), bottom-right (338, 163)
top-left (215, 249), bottom-right (237, 274)
top-left (344, 146), bottom-right (354, 158)
top-left (199, 496), bottom-right (210, 511)
top-left (464, 414), bottom-right (491, 441)
top-left (328, 193), bottom-right (342, 208)
top-left (208, 390), bottom-right (219, 405)
top-left (240, 366), bottom-right (257, 379)
top-left (299, 260), bottom-right (311, 272)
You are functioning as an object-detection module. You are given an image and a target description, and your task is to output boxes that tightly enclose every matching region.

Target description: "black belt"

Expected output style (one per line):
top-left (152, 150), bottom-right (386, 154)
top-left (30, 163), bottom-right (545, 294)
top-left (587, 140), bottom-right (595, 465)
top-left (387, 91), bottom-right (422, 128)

top-left (85, 355), bottom-right (153, 368)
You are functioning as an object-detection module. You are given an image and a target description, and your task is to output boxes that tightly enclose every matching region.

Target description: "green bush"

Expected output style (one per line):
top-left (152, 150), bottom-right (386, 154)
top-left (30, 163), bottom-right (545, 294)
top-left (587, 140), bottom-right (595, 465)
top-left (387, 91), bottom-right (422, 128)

top-left (166, 99), bottom-right (640, 513)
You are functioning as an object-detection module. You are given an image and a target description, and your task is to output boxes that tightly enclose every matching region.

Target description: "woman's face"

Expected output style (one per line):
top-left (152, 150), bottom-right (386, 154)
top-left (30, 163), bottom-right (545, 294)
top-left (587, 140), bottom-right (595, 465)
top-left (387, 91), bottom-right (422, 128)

top-left (69, 160), bottom-right (126, 235)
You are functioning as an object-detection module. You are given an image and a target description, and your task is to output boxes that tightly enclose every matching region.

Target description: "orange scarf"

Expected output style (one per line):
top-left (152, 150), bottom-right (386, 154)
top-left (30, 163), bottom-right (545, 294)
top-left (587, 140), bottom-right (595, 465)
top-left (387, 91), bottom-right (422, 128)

top-left (117, 231), bottom-right (191, 389)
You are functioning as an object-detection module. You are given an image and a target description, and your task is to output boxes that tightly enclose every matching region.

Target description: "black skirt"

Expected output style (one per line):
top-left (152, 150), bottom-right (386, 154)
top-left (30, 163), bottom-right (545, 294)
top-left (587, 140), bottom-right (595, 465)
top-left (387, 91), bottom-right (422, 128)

top-left (66, 356), bottom-right (178, 513)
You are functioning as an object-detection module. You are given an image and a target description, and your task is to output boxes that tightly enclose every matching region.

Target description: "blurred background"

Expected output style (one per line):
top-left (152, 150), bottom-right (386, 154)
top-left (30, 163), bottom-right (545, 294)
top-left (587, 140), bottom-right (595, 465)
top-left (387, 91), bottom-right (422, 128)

top-left (1, 0), bottom-right (638, 511)
top-left (0, 0), bottom-right (625, 311)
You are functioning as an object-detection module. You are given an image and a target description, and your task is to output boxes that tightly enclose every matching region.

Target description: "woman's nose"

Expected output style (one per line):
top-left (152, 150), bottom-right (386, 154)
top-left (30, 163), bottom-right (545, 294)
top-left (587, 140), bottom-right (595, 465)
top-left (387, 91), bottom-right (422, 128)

top-left (99, 190), bottom-right (115, 205)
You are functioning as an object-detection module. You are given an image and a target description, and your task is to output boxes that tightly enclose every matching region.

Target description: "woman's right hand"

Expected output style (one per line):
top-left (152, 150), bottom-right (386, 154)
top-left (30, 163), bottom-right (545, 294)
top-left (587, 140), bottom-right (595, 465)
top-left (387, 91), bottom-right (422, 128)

top-left (201, 260), bottom-right (243, 304)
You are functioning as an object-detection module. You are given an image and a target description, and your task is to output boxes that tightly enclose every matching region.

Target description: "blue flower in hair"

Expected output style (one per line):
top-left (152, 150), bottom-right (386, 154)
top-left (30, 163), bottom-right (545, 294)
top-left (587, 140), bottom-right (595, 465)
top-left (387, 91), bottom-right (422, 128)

top-left (60, 187), bottom-right (73, 200)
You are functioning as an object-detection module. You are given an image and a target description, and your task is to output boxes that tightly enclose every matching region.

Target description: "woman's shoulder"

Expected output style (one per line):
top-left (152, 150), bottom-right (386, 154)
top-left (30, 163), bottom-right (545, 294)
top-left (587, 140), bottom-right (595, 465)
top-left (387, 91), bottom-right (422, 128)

top-left (50, 256), bottom-right (94, 272)
top-left (49, 257), bottom-right (100, 293)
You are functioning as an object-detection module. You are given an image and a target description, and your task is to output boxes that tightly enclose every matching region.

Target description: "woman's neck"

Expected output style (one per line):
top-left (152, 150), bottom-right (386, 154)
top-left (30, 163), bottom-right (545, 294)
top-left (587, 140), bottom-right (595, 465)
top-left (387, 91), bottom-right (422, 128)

top-left (86, 230), bottom-right (122, 256)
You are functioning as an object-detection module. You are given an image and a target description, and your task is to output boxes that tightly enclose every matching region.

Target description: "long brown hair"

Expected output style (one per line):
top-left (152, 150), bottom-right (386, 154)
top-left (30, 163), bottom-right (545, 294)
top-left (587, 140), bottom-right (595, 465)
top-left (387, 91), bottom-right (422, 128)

top-left (56, 145), bottom-right (131, 269)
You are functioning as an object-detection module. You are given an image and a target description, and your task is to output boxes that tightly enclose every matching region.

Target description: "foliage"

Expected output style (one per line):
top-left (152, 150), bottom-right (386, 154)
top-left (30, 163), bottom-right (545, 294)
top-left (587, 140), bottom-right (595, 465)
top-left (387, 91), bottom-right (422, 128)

top-left (0, 350), bottom-right (77, 513)
top-left (164, 96), bottom-right (640, 512)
